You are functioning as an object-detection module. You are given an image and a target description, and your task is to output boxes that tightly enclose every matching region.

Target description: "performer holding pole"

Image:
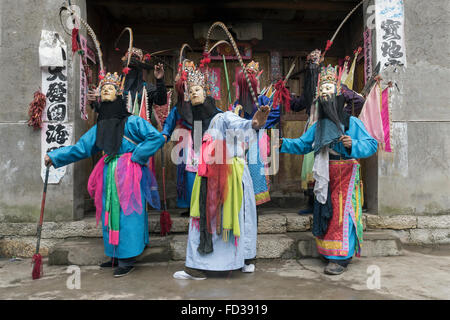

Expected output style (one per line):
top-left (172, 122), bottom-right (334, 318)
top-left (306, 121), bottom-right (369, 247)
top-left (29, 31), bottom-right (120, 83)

top-left (31, 166), bottom-right (50, 280)
top-left (45, 69), bottom-right (167, 277)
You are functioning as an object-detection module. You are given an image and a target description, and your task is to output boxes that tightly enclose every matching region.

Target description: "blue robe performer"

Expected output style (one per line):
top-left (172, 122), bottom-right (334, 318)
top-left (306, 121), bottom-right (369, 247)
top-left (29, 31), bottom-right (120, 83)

top-left (280, 65), bottom-right (377, 275)
top-left (172, 26), bottom-right (271, 279)
top-left (45, 71), bottom-right (167, 277)
top-left (290, 50), bottom-right (366, 214)
top-left (231, 60), bottom-right (280, 205)
top-left (161, 56), bottom-right (201, 211)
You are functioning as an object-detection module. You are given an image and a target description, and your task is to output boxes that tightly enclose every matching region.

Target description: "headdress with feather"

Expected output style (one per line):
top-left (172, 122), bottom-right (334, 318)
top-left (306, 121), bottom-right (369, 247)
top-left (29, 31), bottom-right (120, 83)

top-left (59, 5), bottom-right (105, 82)
top-left (203, 22), bottom-right (259, 111)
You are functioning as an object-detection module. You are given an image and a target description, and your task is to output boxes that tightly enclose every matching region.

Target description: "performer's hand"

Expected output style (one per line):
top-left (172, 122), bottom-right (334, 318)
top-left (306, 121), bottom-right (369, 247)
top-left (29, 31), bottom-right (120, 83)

top-left (163, 134), bottom-right (168, 142)
top-left (87, 87), bottom-right (99, 102)
top-left (339, 135), bottom-right (352, 148)
top-left (252, 105), bottom-right (270, 130)
top-left (44, 155), bottom-right (53, 167)
top-left (154, 63), bottom-right (164, 79)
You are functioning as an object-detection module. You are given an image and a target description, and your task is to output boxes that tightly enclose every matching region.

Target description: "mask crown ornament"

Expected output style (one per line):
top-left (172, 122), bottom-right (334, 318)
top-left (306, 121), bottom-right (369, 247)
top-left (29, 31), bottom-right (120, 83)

top-left (245, 61), bottom-right (259, 74)
top-left (187, 69), bottom-right (205, 91)
top-left (99, 72), bottom-right (122, 93)
top-left (307, 49), bottom-right (322, 65)
top-left (319, 64), bottom-right (338, 86)
top-left (121, 47), bottom-right (151, 64)
top-left (317, 64), bottom-right (342, 98)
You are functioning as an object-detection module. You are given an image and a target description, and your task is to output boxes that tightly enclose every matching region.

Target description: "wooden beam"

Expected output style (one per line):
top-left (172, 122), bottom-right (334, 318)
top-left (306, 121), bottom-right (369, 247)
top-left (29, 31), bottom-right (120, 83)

top-left (89, 0), bottom-right (359, 11)
top-left (221, 1), bottom-right (358, 11)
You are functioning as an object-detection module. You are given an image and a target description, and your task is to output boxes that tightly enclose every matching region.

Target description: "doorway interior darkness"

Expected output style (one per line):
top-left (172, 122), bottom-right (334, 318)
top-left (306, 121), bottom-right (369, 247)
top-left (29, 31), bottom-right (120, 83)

top-left (81, 0), bottom-right (377, 214)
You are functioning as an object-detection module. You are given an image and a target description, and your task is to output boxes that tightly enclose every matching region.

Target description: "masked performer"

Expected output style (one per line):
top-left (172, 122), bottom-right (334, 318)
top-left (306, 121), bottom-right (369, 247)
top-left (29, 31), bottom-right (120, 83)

top-left (280, 65), bottom-right (377, 275)
top-left (231, 60), bottom-right (279, 205)
top-left (290, 50), bottom-right (365, 214)
top-left (113, 28), bottom-right (167, 113)
top-left (161, 53), bottom-right (201, 213)
top-left (45, 71), bottom-right (166, 277)
top-left (120, 47), bottom-right (167, 112)
top-left (171, 57), bottom-right (270, 280)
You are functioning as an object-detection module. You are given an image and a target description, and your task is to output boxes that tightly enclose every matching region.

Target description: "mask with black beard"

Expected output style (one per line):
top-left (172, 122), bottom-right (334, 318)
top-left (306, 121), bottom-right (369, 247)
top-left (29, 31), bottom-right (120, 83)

top-left (313, 94), bottom-right (350, 154)
top-left (95, 95), bottom-right (131, 157)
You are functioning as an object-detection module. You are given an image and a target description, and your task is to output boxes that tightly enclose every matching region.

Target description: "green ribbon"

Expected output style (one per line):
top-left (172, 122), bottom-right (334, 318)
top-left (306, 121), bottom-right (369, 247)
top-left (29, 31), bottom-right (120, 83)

top-left (104, 155), bottom-right (120, 234)
top-left (222, 55), bottom-right (232, 107)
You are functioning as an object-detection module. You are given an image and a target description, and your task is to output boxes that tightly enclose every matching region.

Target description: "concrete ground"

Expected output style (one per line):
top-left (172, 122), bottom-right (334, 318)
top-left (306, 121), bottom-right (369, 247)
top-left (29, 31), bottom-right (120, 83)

top-left (0, 247), bottom-right (449, 300)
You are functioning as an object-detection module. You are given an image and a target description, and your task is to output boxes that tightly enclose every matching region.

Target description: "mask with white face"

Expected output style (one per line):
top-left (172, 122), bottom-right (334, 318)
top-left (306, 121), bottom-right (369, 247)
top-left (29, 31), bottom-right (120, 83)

top-left (100, 84), bottom-right (118, 102)
top-left (189, 85), bottom-right (206, 106)
top-left (319, 83), bottom-right (336, 100)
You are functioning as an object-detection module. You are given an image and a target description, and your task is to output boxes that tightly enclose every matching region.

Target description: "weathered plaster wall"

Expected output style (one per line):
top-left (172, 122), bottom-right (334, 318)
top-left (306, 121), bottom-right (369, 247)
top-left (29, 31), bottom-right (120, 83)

top-left (378, 0), bottom-right (450, 215)
top-left (0, 0), bottom-right (88, 222)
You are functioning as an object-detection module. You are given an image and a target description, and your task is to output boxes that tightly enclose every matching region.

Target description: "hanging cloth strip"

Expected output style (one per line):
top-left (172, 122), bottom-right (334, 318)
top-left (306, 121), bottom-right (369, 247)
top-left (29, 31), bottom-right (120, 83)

top-left (190, 157), bottom-right (244, 246)
top-left (87, 152), bottom-right (161, 246)
top-left (104, 155), bottom-right (120, 245)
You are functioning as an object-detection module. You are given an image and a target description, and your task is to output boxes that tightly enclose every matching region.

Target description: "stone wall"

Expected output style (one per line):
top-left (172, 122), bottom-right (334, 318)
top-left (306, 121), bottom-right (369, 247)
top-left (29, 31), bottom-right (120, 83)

top-left (0, 0), bottom-right (88, 223)
top-left (376, 0), bottom-right (450, 215)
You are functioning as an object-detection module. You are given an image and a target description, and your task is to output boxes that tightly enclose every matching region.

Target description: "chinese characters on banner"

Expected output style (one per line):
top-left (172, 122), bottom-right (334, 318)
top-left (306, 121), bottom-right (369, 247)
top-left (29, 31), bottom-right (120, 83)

top-left (363, 28), bottom-right (373, 84)
top-left (42, 65), bottom-right (68, 122)
top-left (375, 0), bottom-right (407, 69)
top-left (207, 67), bottom-right (221, 100)
top-left (40, 34), bottom-right (72, 183)
top-left (41, 122), bottom-right (73, 184)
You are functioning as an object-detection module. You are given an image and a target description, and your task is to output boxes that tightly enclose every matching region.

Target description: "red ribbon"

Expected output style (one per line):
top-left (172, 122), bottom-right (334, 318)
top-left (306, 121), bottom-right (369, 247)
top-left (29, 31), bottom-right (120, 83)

top-left (71, 28), bottom-right (79, 53)
top-left (325, 40), bottom-right (333, 53)
top-left (273, 79), bottom-right (291, 113)
top-left (143, 53), bottom-right (151, 62)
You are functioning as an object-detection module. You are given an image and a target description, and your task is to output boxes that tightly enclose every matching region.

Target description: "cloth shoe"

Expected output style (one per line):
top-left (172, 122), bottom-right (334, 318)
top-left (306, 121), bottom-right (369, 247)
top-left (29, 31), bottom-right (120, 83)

top-left (113, 266), bottom-right (135, 277)
top-left (173, 270), bottom-right (207, 280)
top-left (241, 264), bottom-right (255, 273)
top-left (324, 262), bottom-right (346, 275)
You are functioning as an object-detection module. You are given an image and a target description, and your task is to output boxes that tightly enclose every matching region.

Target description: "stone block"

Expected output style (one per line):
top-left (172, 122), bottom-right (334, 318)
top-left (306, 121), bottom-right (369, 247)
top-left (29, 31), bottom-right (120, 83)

top-left (0, 218), bottom-right (102, 239)
top-left (0, 237), bottom-right (60, 258)
top-left (256, 234), bottom-right (295, 259)
top-left (366, 214), bottom-right (417, 230)
top-left (48, 239), bottom-right (106, 266)
top-left (295, 233), bottom-right (319, 258)
top-left (360, 232), bottom-right (402, 257)
top-left (258, 214), bottom-right (287, 234)
top-left (283, 213), bottom-right (311, 232)
top-left (417, 216), bottom-right (450, 229)
top-left (409, 229), bottom-right (450, 245)
top-left (169, 235), bottom-right (188, 261)
top-left (149, 216), bottom-right (190, 234)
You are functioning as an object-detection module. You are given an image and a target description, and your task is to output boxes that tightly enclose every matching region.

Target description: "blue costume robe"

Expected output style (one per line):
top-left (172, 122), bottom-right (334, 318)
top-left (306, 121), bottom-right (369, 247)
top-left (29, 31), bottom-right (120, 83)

top-left (161, 106), bottom-right (196, 209)
top-left (280, 117), bottom-right (377, 260)
top-left (48, 116), bottom-right (165, 259)
top-left (232, 95), bottom-right (280, 205)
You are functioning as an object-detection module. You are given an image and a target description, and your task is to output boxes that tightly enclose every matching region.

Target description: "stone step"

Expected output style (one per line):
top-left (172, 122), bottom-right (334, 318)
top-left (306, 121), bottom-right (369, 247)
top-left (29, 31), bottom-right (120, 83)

top-left (0, 210), bottom-right (313, 239)
top-left (48, 237), bottom-right (172, 266)
top-left (46, 230), bottom-right (402, 266)
top-left (85, 194), bottom-right (306, 211)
